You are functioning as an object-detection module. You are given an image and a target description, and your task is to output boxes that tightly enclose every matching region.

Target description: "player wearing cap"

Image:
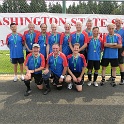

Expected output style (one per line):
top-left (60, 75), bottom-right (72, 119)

top-left (35, 23), bottom-right (50, 59)
top-left (46, 23), bottom-right (61, 58)
top-left (6, 23), bottom-right (24, 82)
top-left (43, 43), bottom-right (68, 90)
top-left (60, 23), bottom-right (72, 56)
top-left (23, 23), bottom-right (38, 56)
top-left (87, 27), bottom-right (103, 87)
top-left (65, 43), bottom-right (87, 91)
top-left (24, 44), bottom-right (51, 96)
top-left (100, 23), bottom-right (122, 87)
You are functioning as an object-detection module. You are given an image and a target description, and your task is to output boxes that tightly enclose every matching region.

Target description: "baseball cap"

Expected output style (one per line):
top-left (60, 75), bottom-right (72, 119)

top-left (33, 44), bottom-right (40, 48)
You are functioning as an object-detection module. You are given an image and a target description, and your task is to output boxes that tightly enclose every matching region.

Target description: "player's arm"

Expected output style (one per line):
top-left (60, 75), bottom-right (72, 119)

top-left (79, 43), bottom-right (87, 52)
top-left (46, 44), bottom-right (50, 59)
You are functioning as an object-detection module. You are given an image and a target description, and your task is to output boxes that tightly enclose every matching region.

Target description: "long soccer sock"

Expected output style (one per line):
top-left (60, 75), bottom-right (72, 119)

top-left (88, 72), bottom-right (92, 81)
top-left (24, 80), bottom-right (30, 90)
top-left (94, 72), bottom-right (98, 82)
top-left (44, 79), bottom-right (50, 89)
top-left (120, 72), bottom-right (124, 81)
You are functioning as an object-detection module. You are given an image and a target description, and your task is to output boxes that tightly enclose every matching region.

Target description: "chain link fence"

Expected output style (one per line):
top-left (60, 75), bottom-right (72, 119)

top-left (0, 0), bottom-right (123, 74)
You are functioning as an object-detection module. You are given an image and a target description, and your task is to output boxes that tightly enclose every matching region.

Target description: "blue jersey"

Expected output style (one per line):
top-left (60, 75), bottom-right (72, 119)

top-left (36, 32), bottom-right (50, 58)
top-left (87, 37), bottom-right (103, 60)
top-left (47, 52), bottom-right (68, 77)
top-left (24, 53), bottom-right (45, 74)
top-left (6, 33), bottom-right (24, 58)
top-left (69, 31), bottom-right (88, 50)
top-left (60, 32), bottom-right (72, 56)
top-left (114, 27), bottom-right (124, 47)
top-left (48, 33), bottom-right (61, 53)
top-left (102, 34), bottom-right (122, 59)
top-left (67, 54), bottom-right (87, 73)
top-left (23, 30), bottom-right (38, 52)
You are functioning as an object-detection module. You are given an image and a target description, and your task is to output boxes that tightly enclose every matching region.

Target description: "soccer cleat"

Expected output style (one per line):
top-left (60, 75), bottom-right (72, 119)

top-left (43, 89), bottom-right (51, 95)
top-left (24, 89), bottom-right (32, 96)
top-left (119, 80), bottom-right (124, 85)
top-left (110, 81), bottom-right (116, 87)
top-left (68, 83), bottom-right (73, 89)
top-left (87, 81), bottom-right (92, 86)
top-left (13, 75), bottom-right (18, 82)
top-left (21, 75), bottom-right (24, 81)
top-left (93, 82), bottom-right (98, 87)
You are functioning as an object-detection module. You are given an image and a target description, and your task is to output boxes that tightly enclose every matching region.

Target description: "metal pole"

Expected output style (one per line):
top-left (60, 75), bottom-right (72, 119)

top-left (62, 0), bottom-right (66, 13)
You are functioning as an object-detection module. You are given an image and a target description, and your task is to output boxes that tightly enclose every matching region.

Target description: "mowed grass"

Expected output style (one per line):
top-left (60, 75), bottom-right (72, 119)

top-left (0, 50), bottom-right (120, 75)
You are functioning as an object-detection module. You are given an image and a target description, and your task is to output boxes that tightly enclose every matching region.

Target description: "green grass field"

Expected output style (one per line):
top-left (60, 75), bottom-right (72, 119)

top-left (0, 50), bottom-right (120, 75)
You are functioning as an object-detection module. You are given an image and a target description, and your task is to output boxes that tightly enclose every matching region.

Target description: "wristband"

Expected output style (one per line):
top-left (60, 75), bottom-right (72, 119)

top-left (60, 75), bottom-right (64, 79)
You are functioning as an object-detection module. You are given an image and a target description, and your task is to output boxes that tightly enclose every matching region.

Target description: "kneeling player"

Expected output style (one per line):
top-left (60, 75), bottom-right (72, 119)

top-left (65, 43), bottom-right (87, 91)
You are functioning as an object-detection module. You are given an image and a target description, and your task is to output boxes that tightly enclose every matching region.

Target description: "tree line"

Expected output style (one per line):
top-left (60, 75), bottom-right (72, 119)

top-left (0, 0), bottom-right (124, 15)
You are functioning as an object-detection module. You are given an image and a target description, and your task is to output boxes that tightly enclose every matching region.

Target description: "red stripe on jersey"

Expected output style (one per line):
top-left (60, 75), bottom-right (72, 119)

top-left (23, 30), bottom-right (28, 41)
top-left (82, 31), bottom-right (88, 44)
top-left (24, 53), bottom-right (32, 66)
top-left (18, 33), bottom-right (24, 45)
top-left (59, 52), bottom-right (68, 67)
top-left (115, 33), bottom-right (122, 44)
top-left (68, 31), bottom-right (76, 42)
top-left (80, 54), bottom-right (87, 67)
top-left (60, 32), bottom-right (65, 45)
top-left (67, 54), bottom-right (72, 59)
top-left (40, 54), bottom-right (45, 67)
top-left (6, 33), bottom-right (11, 45)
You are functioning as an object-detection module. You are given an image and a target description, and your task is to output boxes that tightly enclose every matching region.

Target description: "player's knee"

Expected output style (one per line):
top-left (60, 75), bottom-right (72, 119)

top-left (65, 75), bottom-right (71, 83)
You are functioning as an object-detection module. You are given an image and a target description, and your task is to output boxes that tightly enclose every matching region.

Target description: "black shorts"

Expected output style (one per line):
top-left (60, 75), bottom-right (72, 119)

top-left (118, 47), bottom-right (124, 64)
top-left (11, 57), bottom-right (24, 64)
top-left (101, 58), bottom-right (118, 67)
top-left (72, 72), bottom-right (83, 85)
top-left (31, 73), bottom-right (43, 85)
top-left (51, 72), bottom-right (63, 85)
top-left (87, 60), bottom-right (100, 70)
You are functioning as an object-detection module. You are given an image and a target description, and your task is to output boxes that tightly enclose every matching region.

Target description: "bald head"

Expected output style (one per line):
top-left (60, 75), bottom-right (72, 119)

top-left (115, 18), bottom-right (122, 28)
top-left (76, 21), bottom-right (82, 32)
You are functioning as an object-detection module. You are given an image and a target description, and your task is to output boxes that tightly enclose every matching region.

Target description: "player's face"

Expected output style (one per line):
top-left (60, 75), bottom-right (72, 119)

top-left (76, 22), bottom-right (82, 31)
top-left (73, 45), bottom-right (80, 54)
top-left (93, 28), bottom-right (99, 37)
top-left (51, 25), bottom-right (57, 33)
top-left (115, 19), bottom-right (122, 27)
top-left (64, 24), bottom-right (71, 33)
top-left (86, 22), bottom-right (92, 29)
top-left (108, 26), bottom-right (115, 35)
top-left (41, 24), bottom-right (47, 33)
top-left (28, 24), bottom-right (35, 33)
top-left (33, 47), bottom-right (40, 55)
top-left (52, 45), bottom-right (59, 54)
top-left (10, 25), bottom-right (17, 33)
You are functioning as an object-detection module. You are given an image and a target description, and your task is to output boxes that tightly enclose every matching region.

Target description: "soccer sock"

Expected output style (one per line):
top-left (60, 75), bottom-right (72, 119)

top-left (112, 76), bottom-right (116, 82)
top-left (82, 74), bottom-right (84, 81)
top-left (102, 76), bottom-right (105, 82)
top-left (94, 72), bottom-right (98, 82)
top-left (24, 80), bottom-right (30, 90)
top-left (44, 79), bottom-right (50, 89)
top-left (120, 72), bottom-right (124, 81)
top-left (88, 72), bottom-right (92, 81)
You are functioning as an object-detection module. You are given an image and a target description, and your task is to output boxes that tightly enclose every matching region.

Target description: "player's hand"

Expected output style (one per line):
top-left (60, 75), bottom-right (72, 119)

top-left (43, 69), bottom-right (49, 75)
top-left (77, 77), bottom-right (82, 82)
top-left (59, 78), bottom-right (63, 83)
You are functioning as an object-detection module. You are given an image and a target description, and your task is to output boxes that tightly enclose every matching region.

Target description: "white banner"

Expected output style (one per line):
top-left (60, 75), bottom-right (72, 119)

top-left (0, 13), bottom-right (124, 50)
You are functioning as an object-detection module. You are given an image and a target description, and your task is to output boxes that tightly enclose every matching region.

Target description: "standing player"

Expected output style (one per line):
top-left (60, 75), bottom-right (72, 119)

top-left (65, 43), bottom-right (87, 91)
top-left (60, 23), bottom-right (72, 56)
top-left (23, 23), bottom-right (38, 56)
top-left (83, 19), bottom-right (93, 40)
top-left (24, 44), bottom-right (51, 96)
top-left (114, 18), bottom-right (124, 85)
top-left (43, 43), bottom-right (68, 90)
top-left (35, 23), bottom-right (50, 59)
top-left (6, 23), bottom-right (24, 81)
top-left (87, 27), bottom-right (103, 87)
top-left (46, 23), bottom-right (61, 58)
top-left (100, 23), bottom-right (122, 87)
top-left (69, 21), bottom-right (88, 82)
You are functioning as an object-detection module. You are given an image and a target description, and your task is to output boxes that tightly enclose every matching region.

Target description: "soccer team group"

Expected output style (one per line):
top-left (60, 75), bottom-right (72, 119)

top-left (6, 18), bottom-right (124, 96)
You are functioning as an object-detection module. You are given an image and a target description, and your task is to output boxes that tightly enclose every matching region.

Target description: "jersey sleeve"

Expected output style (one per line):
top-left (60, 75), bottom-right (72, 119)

top-left (82, 31), bottom-right (88, 44)
top-left (6, 34), bottom-right (10, 45)
top-left (46, 32), bottom-right (51, 44)
top-left (60, 33), bottom-right (65, 45)
top-left (60, 53), bottom-right (68, 67)
top-left (80, 54), bottom-right (87, 67)
top-left (40, 54), bottom-right (45, 67)
top-left (24, 53), bottom-right (32, 66)
top-left (116, 34), bottom-right (122, 44)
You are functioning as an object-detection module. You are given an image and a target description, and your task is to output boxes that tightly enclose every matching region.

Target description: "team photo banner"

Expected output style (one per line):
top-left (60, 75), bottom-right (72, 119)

top-left (0, 13), bottom-right (124, 50)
